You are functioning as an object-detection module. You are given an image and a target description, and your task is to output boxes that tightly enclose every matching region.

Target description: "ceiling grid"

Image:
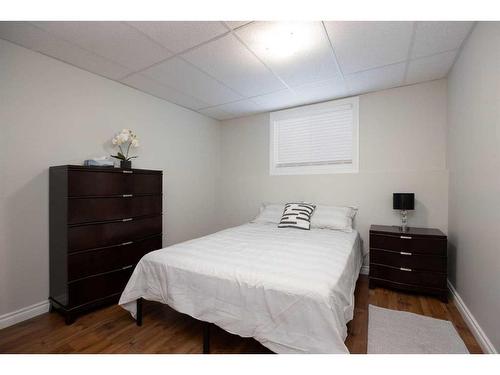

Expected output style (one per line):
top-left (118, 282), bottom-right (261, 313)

top-left (0, 21), bottom-right (475, 120)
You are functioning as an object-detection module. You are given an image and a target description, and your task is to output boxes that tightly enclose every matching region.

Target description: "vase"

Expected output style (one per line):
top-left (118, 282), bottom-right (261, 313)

top-left (120, 160), bottom-right (132, 169)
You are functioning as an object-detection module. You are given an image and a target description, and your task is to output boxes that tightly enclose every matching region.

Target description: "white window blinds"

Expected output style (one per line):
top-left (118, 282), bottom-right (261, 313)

top-left (270, 97), bottom-right (359, 175)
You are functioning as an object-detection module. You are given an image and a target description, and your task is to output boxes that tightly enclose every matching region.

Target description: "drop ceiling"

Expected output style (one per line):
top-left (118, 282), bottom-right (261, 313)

top-left (0, 21), bottom-right (474, 120)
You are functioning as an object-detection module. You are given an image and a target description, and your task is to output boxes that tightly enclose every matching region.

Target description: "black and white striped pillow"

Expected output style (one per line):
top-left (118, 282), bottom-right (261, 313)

top-left (278, 203), bottom-right (316, 230)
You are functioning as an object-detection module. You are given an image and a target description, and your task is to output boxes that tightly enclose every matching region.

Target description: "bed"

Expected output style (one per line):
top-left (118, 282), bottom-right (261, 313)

top-left (119, 222), bottom-right (362, 354)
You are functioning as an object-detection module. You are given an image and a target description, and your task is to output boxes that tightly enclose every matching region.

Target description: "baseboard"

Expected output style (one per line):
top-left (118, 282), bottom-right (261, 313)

top-left (360, 265), bottom-right (369, 275)
top-left (0, 300), bottom-right (50, 330)
top-left (447, 280), bottom-right (497, 354)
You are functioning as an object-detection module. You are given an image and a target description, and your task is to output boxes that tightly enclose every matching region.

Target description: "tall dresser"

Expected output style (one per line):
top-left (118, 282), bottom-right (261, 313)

top-left (49, 165), bottom-right (163, 324)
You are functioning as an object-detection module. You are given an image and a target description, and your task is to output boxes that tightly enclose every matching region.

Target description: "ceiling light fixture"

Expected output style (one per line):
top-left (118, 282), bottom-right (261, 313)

top-left (252, 22), bottom-right (316, 61)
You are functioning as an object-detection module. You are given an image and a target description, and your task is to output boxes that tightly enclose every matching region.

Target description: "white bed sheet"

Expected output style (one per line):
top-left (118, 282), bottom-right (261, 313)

top-left (119, 223), bottom-right (362, 353)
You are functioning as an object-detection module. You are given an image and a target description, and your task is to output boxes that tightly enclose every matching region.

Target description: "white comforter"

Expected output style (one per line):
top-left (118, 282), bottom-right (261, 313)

top-left (119, 223), bottom-right (362, 353)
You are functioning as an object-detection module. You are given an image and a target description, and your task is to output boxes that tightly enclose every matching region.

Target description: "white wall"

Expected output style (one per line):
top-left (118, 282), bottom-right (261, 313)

top-left (447, 23), bottom-right (500, 352)
top-left (0, 39), bottom-right (221, 316)
top-left (218, 80), bottom-right (449, 261)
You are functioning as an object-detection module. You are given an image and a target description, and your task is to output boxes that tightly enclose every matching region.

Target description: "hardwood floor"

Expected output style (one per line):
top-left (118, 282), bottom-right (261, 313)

top-left (0, 275), bottom-right (482, 354)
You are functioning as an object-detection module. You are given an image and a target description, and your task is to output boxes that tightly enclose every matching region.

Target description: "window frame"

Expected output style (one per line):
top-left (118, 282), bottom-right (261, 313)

top-left (269, 96), bottom-right (359, 176)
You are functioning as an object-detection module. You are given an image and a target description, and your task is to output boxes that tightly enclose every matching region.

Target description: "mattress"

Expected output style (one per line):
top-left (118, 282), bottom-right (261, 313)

top-left (119, 222), bottom-right (363, 353)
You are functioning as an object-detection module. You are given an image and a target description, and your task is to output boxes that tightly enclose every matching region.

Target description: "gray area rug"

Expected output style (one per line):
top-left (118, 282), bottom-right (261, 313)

top-left (368, 304), bottom-right (469, 354)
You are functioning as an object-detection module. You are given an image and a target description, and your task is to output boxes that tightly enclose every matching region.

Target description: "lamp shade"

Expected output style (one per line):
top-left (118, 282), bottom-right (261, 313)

top-left (393, 193), bottom-right (415, 210)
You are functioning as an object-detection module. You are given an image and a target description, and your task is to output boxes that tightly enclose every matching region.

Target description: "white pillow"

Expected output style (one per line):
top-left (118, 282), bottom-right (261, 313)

top-left (251, 203), bottom-right (285, 224)
top-left (310, 205), bottom-right (357, 232)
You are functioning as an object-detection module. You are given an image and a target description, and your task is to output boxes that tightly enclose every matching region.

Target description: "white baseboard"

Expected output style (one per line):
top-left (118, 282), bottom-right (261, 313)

top-left (447, 280), bottom-right (497, 354)
top-left (0, 300), bottom-right (50, 330)
top-left (360, 265), bottom-right (369, 275)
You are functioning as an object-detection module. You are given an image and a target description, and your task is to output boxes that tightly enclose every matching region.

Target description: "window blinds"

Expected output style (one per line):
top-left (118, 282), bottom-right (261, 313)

top-left (273, 103), bottom-right (354, 168)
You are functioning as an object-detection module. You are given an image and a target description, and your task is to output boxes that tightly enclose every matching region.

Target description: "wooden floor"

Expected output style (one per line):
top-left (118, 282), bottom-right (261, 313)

top-left (0, 276), bottom-right (482, 354)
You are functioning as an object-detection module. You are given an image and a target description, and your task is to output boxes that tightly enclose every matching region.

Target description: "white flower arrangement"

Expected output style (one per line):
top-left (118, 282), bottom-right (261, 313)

top-left (111, 129), bottom-right (140, 162)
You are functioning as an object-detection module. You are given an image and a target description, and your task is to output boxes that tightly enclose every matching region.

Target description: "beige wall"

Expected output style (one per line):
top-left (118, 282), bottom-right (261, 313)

top-left (447, 22), bottom-right (500, 352)
top-left (0, 39), bottom-right (221, 315)
top-left (219, 80), bottom-right (449, 261)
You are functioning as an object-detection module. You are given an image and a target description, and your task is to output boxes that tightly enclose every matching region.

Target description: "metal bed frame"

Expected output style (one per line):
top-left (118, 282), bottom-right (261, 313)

top-left (136, 298), bottom-right (211, 354)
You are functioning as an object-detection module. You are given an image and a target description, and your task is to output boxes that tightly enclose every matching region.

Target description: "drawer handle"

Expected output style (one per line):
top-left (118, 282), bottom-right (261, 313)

top-left (121, 241), bottom-right (133, 246)
top-left (122, 218), bottom-right (133, 222)
top-left (400, 251), bottom-right (412, 256)
top-left (400, 267), bottom-right (412, 272)
top-left (122, 170), bottom-right (133, 174)
top-left (400, 236), bottom-right (412, 240)
top-left (122, 265), bottom-right (133, 270)
top-left (122, 194), bottom-right (133, 198)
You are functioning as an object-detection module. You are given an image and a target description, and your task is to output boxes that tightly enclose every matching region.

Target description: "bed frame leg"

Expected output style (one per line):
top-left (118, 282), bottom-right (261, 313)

top-left (136, 298), bottom-right (143, 326)
top-left (203, 322), bottom-right (210, 354)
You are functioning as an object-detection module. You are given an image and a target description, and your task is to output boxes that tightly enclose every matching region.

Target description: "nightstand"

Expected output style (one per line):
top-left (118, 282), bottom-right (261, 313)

top-left (369, 225), bottom-right (448, 302)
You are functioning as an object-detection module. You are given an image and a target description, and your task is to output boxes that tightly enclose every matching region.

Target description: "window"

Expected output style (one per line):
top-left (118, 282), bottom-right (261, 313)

top-left (269, 97), bottom-right (359, 175)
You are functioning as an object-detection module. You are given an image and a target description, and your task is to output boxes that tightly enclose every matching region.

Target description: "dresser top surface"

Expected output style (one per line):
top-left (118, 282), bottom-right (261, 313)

top-left (370, 224), bottom-right (446, 238)
top-left (50, 165), bottom-right (162, 174)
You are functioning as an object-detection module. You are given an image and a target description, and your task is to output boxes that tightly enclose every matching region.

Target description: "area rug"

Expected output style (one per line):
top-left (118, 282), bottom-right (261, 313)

top-left (367, 304), bottom-right (469, 354)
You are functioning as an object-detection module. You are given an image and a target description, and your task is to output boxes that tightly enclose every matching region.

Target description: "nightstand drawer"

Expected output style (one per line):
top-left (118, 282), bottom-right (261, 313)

top-left (370, 263), bottom-right (446, 289)
top-left (370, 233), bottom-right (446, 256)
top-left (370, 248), bottom-right (446, 272)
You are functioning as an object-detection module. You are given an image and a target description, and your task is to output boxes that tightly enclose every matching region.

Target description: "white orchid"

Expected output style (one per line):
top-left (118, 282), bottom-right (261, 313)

top-left (110, 129), bottom-right (140, 162)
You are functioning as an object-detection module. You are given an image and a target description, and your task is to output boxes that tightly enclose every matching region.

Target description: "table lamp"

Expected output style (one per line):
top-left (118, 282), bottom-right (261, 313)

top-left (393, 193), bottom-right (415, 232)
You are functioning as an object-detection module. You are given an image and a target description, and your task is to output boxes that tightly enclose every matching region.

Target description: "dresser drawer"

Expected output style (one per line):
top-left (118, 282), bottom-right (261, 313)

top-left (130, 173), bottom-right (162, 195)
top-left (370, 248), bottom-right (446, 272)
top-left (68, 235), bottom-right (162, 281)
top-left (68, 170), bottom-right (162, 197)
top-left (370, 233), bottom-right (446, 256)
top-left (68, 195), bottom-right (162, 224)
top-left (370, 263), bottom-right (446, 289)
top-left (68, 215), bottom-right (162, 252)
top-left (68, 267), bottom-right (133, 307)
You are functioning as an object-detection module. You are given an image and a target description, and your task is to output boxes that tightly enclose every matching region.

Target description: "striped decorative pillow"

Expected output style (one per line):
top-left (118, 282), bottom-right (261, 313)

top-left (278, 203), bottom-right (316, 230)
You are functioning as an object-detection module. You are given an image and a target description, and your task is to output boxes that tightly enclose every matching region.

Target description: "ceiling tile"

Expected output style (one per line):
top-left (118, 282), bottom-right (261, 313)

top-left (345, 62), bottom-right (406, 95)
top-left (236, 21), bottom-right (341, 87)
top-left (140, 57), bottom-right (242, 106)
top-left (126, 21), bottom-right (228, 54)
top-left (293, 76), bottom-right (349, 103)
top-left (182, 34), bottom-right (286, 97)
top-left (412, 21), bottom-right (474, 59)
top-left (1, 21), bottom-right (470, 117)
top-left (0, 22), bottom-right (132, 80)
top-left (406, 50), bottom-right (457, 85)
top-left (250, 89), bottom-right (303, 112)
top-left (325, 21), bottom-right (414, 74)
top-left (197, 107), bottom-right (235, 120)
top-left (32, 21), bottom-right (172, 71)
top-left (121, 73), bottom-right (209, 110)
top-left (217, 99), bottom-right (261, 116)
top-left (224, 21), bottom-right (252, 30)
